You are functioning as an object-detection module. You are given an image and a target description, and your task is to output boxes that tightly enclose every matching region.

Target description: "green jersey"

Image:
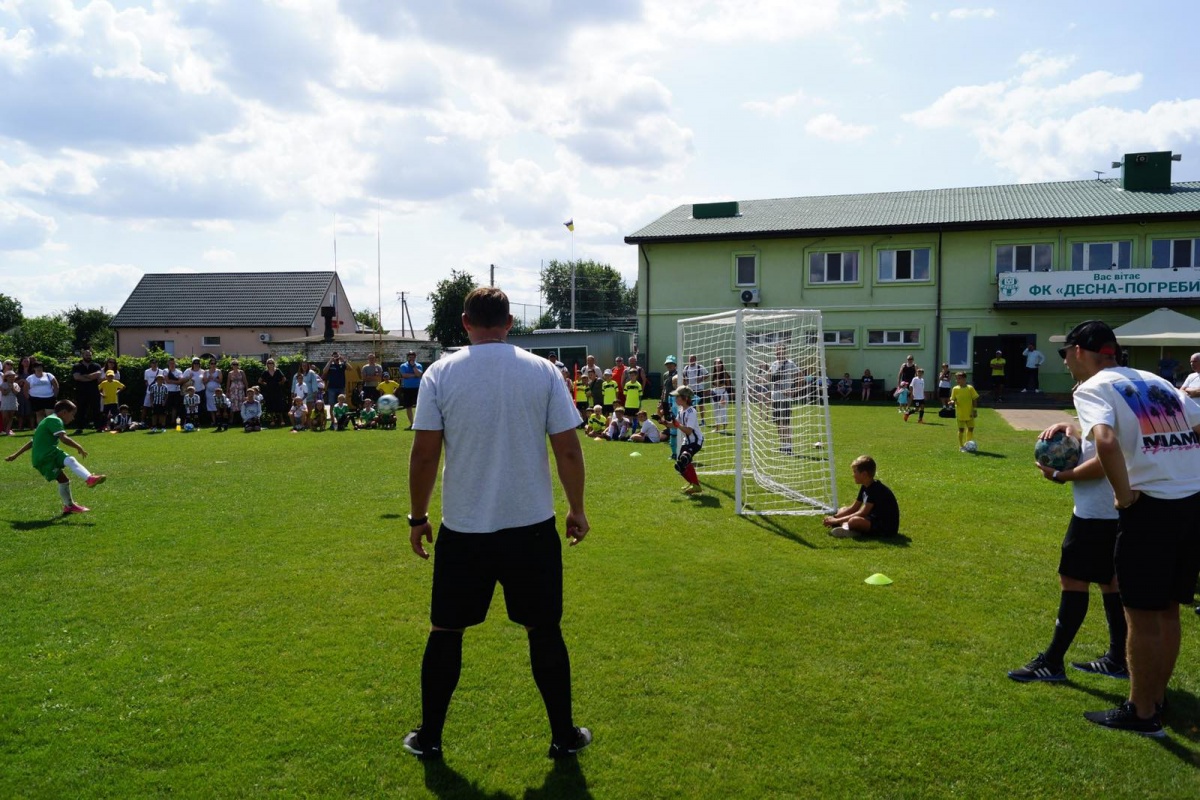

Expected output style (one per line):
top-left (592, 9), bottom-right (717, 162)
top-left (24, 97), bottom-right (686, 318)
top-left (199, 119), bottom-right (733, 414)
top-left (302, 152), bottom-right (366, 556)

top-left (624, 380), bottom-right (642, 409)
top-left (31, 414), bottom-right (69, 481)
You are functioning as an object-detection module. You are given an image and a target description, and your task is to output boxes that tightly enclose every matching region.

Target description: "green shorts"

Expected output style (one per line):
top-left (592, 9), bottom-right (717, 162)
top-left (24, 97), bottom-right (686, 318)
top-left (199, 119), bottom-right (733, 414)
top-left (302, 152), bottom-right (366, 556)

top-left (33, 448), bottom-right (67, 482)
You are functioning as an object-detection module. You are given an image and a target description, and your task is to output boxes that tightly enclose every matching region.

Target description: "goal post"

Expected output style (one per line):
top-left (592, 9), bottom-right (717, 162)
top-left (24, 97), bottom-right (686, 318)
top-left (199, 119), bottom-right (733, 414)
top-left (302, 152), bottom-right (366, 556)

top-left (677, 309), bottom-right (837, 515)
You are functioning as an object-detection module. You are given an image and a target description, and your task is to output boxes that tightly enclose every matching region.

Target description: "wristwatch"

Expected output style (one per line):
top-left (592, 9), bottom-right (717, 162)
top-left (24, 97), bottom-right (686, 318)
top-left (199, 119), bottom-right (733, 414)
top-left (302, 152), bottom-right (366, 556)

top-left (407, 514), bottom-right (429, 527)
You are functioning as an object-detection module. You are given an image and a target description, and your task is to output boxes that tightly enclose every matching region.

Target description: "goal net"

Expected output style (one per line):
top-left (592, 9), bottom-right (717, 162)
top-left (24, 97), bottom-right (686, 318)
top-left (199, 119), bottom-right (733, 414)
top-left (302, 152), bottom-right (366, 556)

top-left (677, 309), bottom-right (837, 515)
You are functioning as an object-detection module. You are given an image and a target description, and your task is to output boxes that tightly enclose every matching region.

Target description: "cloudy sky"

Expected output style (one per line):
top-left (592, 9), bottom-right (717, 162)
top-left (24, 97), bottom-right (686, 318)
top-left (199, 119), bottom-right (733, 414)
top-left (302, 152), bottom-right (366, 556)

top-left (2, 0), bottom-right (1199, 331)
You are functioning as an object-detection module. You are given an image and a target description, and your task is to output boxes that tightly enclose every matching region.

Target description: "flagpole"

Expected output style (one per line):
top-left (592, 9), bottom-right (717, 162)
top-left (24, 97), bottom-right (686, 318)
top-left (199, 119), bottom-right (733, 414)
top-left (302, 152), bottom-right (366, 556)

top-left (564, 218), bottom-right (575, 329)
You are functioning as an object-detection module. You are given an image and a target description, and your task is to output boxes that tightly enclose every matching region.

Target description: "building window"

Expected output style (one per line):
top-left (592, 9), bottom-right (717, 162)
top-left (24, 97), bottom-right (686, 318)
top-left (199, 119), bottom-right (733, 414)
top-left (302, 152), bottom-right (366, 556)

top-left (1150, 238), bottom-right (1200, 269)
top-left (867, 329), bottom-right (920, 346)
top-left (824, 329), bottom-right (856, 346)
top-left (146, 340), bottom-right (175, 355)
top-left (809, 251), bottom-right (859, 284)
top-left (995, 244), bottom-right (1052, 274)
top-left (878, 248), bottom-right (931, 282)
top-left (948, 329), bottom-right (970, 369)
top-left (202, 336), bottom-right (221, 347)
top-left (1071, 241), bottom-right (1131, 271)
top-left (733, 253), bottom-right (757, 286)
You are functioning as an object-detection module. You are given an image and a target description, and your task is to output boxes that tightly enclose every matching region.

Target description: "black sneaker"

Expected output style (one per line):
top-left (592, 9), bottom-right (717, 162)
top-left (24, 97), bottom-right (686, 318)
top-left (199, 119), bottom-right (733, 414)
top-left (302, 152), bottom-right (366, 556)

top-left (1007, 653), bottom-right (1066, 683)
top-left (1083, 701), bottom-right (1164, 737)
top-left (548, 727), bottom-right (592, 760)
top-left (1070, 654), bottom-right (1129, 680)
top-left (402, 728), bottom-right (443, 761)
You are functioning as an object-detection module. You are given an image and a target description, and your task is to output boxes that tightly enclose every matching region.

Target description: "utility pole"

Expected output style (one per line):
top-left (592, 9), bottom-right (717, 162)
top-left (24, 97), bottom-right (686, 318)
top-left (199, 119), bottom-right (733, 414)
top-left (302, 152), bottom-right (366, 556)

top-left (398, 292), bottom-right (415, 339)
top-left (490, 264), bottom-right (495, 287)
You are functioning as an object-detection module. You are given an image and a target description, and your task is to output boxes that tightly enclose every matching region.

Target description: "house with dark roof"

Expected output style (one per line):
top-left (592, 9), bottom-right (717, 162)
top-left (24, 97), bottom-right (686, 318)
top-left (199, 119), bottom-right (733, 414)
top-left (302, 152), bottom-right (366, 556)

top-left (111, 271), bottom-right (357, 359)
top-left (625, 151), bottom-right (1200, 394)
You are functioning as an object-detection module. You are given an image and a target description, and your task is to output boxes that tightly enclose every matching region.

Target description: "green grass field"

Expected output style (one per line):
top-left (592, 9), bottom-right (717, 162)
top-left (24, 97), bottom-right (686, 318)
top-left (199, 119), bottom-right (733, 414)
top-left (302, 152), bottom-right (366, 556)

top-left (2, 408), bottom-right (1199, 799)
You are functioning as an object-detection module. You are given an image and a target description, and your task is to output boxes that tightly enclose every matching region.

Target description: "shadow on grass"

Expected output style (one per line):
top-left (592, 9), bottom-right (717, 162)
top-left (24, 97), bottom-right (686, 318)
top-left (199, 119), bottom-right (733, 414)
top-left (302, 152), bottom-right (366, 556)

top-left (421, 757), bottom-right (592, 800)
top-left (970, 450), bottom-right (1007, 459)
top-left (380, 513), bottom-right (404, 520)
top-left (845, 532), bottom-right (912, 547)
top-left (1062, 682), bottom-right (1200, 755)
top-left (8, 517), bottom-right (93, 532)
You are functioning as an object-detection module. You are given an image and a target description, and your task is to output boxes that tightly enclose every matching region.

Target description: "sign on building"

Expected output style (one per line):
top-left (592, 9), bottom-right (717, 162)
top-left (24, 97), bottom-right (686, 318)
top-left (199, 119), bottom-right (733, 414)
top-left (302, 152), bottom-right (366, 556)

top-left (998, 269), bottom-right (1200, 303)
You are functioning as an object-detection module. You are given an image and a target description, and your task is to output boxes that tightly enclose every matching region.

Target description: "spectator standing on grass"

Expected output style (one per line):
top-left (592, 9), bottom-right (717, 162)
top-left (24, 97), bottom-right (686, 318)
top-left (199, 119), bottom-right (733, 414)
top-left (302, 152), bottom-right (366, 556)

top-left (25, 361), bottom-right (59, 422)
top-left (147, 374), bottom-right (169, 432)
top-left (1022, 341), bottom-right (1045, 393)
top-left (226, 359), bottom-right (247, 418)
top-left (937, 364), bottom-right (953, 408)
top-left (142, 358), bottom-right (162, 425)
top-left (1, 370), bottom-right (18, 436)
top-left (625, 356), bottom-right (647, 398)
top-left (1180, 353), bottom-right (1200, 399)
top-left (1008, 422), bottom-right (1127, 684)
top-left (989, 350), bottom-right (1006, 402)
top-left (360, 353), bottom-right (384, 404)
top-left (1061, 320), bottom-right (1200, 738)
top-left (897, 355), bottom-right (917, 396)
top-left (258, 358), bottom-right (287, 427)
top-left (906, 368), bottom-right (927, 423)
top-left (98, 371), bottom-right (124, 430)
top-left (213, 388), bottom-right (232, 431)
top-left (398, 351), bottom-right (423, 430)
top-left (681, 354), bottom-right (709, 426)
top-left (203, 358), bottom-right (222, 421)
top-left (612, 357), bottom-right (626, 409)
top-left (766, 347), bottom-right (798, 454)
top-left (15, 357), bottom-right (35, 431)
top-left (403, 286), bottom-right (590, 762)
top-left (322, 352), bottom-right (347, 406)
top-left (70, 349), bottom-right (104, 434)
top-left (162, 357), bottom-right (185, 425)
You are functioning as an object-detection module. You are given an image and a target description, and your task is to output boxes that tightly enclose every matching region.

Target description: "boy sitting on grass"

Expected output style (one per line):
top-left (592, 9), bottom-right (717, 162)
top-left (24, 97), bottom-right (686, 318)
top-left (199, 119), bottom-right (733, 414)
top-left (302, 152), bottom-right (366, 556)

top-left (629, 410), bottom-right (661, 443)
top-left (584, 405), bottom-right (607, 438)
top-left (604, 406), bottom-right (632, 441)
top-left (822, 455), bottom-right (900, 539)
top-left (356, 398), bottom-right (378, 429)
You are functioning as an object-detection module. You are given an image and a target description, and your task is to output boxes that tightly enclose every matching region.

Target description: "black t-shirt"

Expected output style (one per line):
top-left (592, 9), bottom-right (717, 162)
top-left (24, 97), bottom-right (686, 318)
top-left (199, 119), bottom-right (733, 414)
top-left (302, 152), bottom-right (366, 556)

top-left (898, 363), bottom-right (917, 384)
top-left (73, 360), bottom-right (102, 396)
top-left (859, 480), bottom-right (899, 536)
top-left (325, 361), bottom-right (347, 390)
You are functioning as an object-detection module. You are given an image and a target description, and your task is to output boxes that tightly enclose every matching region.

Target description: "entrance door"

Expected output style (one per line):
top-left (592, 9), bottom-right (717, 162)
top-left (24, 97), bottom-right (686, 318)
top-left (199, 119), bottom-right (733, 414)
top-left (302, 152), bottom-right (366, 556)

top-left (973, 334), bottom-right (1030, 392)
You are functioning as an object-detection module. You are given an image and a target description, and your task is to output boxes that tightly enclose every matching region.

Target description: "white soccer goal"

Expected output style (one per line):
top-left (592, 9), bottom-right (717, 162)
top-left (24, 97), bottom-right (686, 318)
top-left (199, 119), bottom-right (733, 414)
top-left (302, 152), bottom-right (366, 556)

top-left (677, 309), bottom-right (837, 515)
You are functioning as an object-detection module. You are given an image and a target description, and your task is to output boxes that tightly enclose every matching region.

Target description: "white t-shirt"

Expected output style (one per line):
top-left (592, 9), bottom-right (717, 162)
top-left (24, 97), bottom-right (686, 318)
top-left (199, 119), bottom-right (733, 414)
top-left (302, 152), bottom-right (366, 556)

top-left (1072, 436), bottom-right (1117, 520)
top-left (767, 359), bottom-right (798, 403)
top-left (413, 343), bottom-right (582, 533)
top-left (682, 363), bottom-right (709, 392)
top-left (638, 420), bottom-right (660, 443)
top-left (676, 405), bottom-right (704, 447)
top-left (143, 367), bottom-right (162, 403)
top-left (26, 372), bottom-right (55, 398)
top-left (910, 376), bottom-right (926, 401)
top-left (163, 367), bottom-right (183, 393)
top-left (182, 367), bottom-right (205, 392)
top-left (1073, 367), bottom-right (1200, 500)
top-left (1182, 371), bottom-right (1200, 395)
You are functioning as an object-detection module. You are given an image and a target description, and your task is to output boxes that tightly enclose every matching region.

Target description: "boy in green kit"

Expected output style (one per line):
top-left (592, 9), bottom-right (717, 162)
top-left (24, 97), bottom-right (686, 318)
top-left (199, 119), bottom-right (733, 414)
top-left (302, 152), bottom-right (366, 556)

top-left (5, 399), bottom-right (106, 514)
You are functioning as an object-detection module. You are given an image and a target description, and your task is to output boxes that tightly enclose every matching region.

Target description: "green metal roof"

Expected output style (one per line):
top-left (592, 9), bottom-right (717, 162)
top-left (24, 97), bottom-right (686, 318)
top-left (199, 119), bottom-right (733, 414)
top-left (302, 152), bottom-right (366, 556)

top-left (112, 271), bottom-right (336, 328)
top-left (625, 179), bottom-right (1200, 244)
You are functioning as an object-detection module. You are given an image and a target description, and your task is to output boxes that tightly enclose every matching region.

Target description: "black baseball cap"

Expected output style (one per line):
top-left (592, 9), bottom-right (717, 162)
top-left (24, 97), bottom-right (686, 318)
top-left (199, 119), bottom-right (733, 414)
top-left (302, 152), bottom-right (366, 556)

top-left (1060, 320), bottom-right (1119, 357)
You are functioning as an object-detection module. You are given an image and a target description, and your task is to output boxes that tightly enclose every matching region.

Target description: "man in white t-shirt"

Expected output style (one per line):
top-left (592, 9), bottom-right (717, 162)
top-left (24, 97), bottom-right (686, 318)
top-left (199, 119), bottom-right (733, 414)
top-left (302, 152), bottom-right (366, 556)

top-left (403, 287), bottom-right (591, 762)
top-left (1063, 320), bottom-right (1200, 738)
top-left (1022, 341), bottom-right (1046, 392)
top-left (765, 346), bottom-right (799, 454)
top-left (1181, 352), bottom-right (1200, 399)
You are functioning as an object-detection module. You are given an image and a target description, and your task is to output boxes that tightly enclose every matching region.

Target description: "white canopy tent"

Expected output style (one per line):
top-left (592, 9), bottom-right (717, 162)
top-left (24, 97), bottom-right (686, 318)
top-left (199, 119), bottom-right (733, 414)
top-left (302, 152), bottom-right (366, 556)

top-left (1050, 307), bottom-right (1200, 348)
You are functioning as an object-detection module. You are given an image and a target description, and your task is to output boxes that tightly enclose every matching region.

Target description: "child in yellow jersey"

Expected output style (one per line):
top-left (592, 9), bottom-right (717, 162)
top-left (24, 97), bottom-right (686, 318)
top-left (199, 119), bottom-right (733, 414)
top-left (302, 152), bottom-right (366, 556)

top-left (622, 374), bottom-right (642, 416)
top-left (98, 370), bottom-right (125, 430)
top-left (949, 371), bottom-right (980, 451)
top-left (601, 371), bottom-right (618, 414)
top-left (377, 376), bottom-right (400, 398)
top-left (574, 377), bottom-right (590, 418)
top-left (585, 405), bottom-right (607, 438)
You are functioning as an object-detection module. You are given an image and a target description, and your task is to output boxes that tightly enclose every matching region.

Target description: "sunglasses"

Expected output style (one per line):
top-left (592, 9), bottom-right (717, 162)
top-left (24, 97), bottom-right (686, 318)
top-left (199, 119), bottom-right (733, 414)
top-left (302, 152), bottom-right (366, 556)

top-left (1057, 346), bottom-right (1071, 359)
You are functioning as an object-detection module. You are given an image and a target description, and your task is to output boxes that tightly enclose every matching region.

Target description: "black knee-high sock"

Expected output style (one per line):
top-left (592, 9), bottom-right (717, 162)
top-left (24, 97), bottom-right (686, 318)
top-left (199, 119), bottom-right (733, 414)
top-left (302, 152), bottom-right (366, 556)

top-left (1045, 590), bottom-right (1089, 664)
top-left (420, 630), bottom-right (463, 745)
top-left (1102, 591), bottom-right (1128, 663)
top-left (528, 625), bottom-right (574, 743)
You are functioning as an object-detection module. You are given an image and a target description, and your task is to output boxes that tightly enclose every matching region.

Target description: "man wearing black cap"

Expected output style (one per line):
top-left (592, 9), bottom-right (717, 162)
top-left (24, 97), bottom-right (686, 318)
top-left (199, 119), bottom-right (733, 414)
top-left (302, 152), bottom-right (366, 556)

top-left (1062, 320), bottom-right (1200, 737)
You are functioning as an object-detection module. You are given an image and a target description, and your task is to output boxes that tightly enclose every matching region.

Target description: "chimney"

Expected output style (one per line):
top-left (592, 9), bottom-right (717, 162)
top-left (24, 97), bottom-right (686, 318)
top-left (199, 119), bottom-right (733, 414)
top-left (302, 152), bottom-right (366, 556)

top-left (320, 306), bottom-right (335, 342)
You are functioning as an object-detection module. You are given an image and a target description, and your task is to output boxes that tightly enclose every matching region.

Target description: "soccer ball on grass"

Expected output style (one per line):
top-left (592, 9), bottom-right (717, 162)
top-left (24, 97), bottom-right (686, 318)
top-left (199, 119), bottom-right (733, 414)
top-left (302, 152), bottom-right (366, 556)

top-left (963, 440), bottom-right (978, 453)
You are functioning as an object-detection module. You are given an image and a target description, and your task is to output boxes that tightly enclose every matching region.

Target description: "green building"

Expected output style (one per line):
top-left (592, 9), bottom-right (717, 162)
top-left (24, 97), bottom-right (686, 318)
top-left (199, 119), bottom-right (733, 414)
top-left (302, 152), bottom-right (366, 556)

top-left (625, 151), bottom-right (1200, 395)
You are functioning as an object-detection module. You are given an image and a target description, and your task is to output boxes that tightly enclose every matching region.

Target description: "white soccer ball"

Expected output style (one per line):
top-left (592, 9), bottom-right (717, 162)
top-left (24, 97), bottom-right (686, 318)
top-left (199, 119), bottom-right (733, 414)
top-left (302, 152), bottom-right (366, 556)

top-left (377, 394), bottom-right (399, 415)
top-left (963, 440), bottom-right (978, 453)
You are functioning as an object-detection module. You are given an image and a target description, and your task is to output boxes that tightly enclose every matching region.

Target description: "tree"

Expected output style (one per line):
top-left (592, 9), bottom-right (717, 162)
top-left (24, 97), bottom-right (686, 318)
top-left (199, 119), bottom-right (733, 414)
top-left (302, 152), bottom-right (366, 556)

top-left (11, 315), bottom-right (74, 360)
top-left (539, 260), bottom-right (636, 330)
top-left (0, 293), bottom-right (22, 332)
top-left (354, 309), bottom-right (382, 332)
top-left (64, 305), bottom-right (115, 352)
top-left (427, 270), bottom-right (478, 347)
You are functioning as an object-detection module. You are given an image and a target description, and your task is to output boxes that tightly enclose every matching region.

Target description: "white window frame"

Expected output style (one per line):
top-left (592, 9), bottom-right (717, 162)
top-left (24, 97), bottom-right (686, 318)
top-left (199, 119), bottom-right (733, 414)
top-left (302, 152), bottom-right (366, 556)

top-left (808, 250), bottom-right (860, 284)
top-left (947, 329), bottom-right (971, 370)
top-left (877, 247), bottom-right (932, 282)
top-left (867, 329), bottom-right (920, 346)
top-left (202, 335), bottom-right (221, 347)
top-left (1070, 240), bottom-right (1132, 271)
top-left (823, 329), bottom-right (856, 346)
top-left (1150, 238), bottom-right (1200, 269)
top-left (995, 243), bottom-right (1052, 274)
top-left (733, 252), bottom-right (758, 287)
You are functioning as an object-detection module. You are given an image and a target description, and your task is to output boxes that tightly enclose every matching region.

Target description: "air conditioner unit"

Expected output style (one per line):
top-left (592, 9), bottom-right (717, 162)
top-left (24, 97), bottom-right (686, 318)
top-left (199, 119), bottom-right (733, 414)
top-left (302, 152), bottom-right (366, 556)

top-left (740, 288), bottom-right (761, 304)
top-left (258, 333), bottom-right (271, 343)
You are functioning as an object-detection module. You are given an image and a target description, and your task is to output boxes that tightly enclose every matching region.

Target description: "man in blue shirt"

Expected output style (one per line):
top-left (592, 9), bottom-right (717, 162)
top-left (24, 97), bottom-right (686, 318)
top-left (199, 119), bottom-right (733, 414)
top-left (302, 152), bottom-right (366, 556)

top-left (398, 350), bottom-right (423, 430)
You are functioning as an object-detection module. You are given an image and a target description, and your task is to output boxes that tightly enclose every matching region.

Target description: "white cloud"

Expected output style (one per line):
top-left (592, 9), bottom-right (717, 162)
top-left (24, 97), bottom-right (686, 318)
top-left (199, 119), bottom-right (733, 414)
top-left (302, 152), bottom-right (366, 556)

top-left (0, 198), bottom-right (55, 250)
top-left (805, 113), bottom-right (873, 141)
top-left (848, 0), bottom-right (908, 24)
top-left (1017, 51), bottom-right (1074, 83)
top-left (647, 0), bottom-right (840, 43)
top-left (202, 248), bottom-right (235, 264)
top-left (947, 8), bottom-right (997, 21)
top-left (3, 262), bottom-right (143, 317)
top-left (743, 89), bottom-right (817, 117)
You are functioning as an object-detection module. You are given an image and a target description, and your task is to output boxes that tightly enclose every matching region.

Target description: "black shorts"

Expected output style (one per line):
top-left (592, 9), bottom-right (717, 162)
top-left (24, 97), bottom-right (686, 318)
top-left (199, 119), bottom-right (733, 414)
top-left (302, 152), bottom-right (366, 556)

top-left (938, 387), bottom-right (951, 400)
top-left (1115, 491), bottom-right (1200, 610)
top-left (400, 387), bottom-right (419, 409)
top-left (431, 517), bottom-right (563, 629)
top-left (1058, 514), bottom-right (1119, 584)
top-left (772, 399), bottom-right (791, 425)
top-left (29, 395), bottom-right (56, 412)
top-left (863, 514), bottom-right (898, 537)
